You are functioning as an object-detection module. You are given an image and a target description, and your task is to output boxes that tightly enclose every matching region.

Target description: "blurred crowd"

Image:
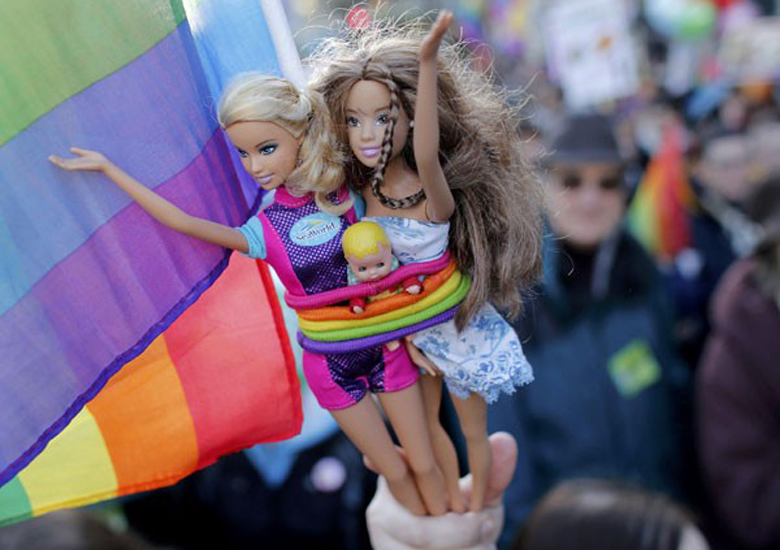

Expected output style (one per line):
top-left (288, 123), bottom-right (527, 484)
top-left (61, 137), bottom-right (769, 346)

top-left (2, 1), bottom-right (778, 549)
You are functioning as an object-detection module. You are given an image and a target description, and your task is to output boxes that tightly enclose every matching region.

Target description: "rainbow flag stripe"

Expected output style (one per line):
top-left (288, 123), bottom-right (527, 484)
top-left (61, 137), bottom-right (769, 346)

top-left (0, 255), bottom-right (301, 524)
top-left (628, 124), bottom-right (694, 261)
top-left (0, 0), bottom-right (303, 514)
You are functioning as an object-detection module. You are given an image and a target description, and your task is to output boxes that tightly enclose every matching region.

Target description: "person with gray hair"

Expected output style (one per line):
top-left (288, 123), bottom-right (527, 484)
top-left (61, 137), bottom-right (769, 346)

top-left (487, 114), bottom-right (693, 548)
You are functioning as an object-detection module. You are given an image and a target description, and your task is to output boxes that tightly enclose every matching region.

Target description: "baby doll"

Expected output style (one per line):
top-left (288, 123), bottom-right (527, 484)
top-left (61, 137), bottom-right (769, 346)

top-left (49, 73), bottom-right (448, 516)
top-left (342, 220), bottom-right (422, 314)
top-left (310, 12), bottom-right (544, 512)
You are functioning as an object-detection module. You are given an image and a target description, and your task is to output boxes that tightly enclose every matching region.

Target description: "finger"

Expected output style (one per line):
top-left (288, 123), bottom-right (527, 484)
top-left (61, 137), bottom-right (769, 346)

top-left (70, 147), bottom-right (91, 155)
top-left (460, 432), bottom-right (518, 507)
top-left (366, 477), bottom-right (417, 550)
top-left (48, 155), bottom-right (80, 170)
top-left (391, 507), bottom-right (503, 549)
top-left (368, 477), bottom-right (504, 550)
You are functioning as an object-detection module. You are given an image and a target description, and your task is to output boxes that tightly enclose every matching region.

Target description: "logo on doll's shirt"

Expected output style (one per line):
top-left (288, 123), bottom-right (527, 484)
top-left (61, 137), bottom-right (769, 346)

top-left (289, 213), bottom-right (341, 247)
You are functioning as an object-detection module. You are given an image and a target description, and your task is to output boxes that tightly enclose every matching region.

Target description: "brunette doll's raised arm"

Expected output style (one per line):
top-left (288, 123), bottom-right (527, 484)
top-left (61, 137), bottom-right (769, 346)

top-left (413, 11), bottom-right (455, 224)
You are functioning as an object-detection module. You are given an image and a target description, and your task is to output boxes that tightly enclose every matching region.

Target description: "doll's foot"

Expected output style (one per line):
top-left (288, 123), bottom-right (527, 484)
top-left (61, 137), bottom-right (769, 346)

top-left (406, 285), bottom-right (422, 295)
top-left (352, 306), bottom-right (364, 314)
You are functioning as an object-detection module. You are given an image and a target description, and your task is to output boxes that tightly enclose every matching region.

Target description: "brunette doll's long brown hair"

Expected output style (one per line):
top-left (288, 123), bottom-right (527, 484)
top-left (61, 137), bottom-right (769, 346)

top-left (308, 15), bottom-right (544, 327)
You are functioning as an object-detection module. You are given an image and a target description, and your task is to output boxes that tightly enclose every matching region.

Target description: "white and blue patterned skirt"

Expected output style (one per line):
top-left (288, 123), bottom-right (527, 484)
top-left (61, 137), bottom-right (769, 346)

top-left (411, 304), bottom-right (533, 404)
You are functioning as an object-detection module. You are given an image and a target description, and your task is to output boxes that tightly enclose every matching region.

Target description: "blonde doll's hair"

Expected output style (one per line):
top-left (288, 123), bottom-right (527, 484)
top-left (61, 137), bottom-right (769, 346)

top-left (217, 72), bottom-right (349, 215)
top-left (308, 15), bottom-right (544, 327)
top-left (342, 221), bottom-right (391, 259)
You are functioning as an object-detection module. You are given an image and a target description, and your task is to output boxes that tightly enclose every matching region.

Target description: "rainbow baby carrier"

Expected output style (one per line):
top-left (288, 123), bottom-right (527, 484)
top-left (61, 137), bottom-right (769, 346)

top-left (287, 251), bottom-right (470, 353)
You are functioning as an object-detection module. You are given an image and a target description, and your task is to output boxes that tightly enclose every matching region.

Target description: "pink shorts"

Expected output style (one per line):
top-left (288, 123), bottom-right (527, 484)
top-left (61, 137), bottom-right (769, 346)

top-left (302, 343), bottom-right (419, 411)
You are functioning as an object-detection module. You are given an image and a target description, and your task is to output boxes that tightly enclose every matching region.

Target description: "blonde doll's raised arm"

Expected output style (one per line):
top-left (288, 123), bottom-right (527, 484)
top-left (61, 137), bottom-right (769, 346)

top-left (50, 148), bottom-right (249, 253)
top-left (415, 12), bottom-right (455, 224)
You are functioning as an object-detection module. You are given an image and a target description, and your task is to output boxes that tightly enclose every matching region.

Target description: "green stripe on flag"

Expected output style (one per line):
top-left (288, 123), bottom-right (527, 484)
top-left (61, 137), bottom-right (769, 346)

top-left (0, 477), bottom-right (33, 526)
top-left (0, 0), bottom-right (186, 145)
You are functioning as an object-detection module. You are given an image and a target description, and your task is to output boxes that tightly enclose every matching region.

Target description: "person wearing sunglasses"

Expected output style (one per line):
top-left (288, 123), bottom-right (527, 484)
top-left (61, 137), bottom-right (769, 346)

top-left (486, 114), bottom-right (694, 549)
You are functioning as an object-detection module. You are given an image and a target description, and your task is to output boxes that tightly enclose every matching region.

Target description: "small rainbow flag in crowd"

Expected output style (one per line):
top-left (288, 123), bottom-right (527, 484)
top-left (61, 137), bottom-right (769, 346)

top-left (628, 123), bottom-right (696, 261)
top-left (0, 0), bottom-right (303, 523)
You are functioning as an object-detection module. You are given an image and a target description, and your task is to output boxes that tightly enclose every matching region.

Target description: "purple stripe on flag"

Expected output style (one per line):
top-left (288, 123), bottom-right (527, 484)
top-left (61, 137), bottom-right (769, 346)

top-left (0, 129), bottom-right (261, 485)
top-left (0, 22), bottom-right (219, 316)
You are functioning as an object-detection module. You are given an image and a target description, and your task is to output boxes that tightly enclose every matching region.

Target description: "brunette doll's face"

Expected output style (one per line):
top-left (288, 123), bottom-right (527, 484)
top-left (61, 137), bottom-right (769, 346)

top-left (226, 121), bottom-right (301, 191)
top-left (344, 79), bottom-right (410, 168)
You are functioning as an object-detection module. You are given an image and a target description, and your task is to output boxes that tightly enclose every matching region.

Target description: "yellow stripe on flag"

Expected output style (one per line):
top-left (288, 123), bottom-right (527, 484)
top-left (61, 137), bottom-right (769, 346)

top-left (18, 407), bottom-right (117, 516)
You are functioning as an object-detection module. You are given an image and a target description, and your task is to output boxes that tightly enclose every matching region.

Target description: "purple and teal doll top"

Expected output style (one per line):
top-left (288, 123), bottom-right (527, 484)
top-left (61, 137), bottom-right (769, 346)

top-left (237, 185), bottom-right (364, 295)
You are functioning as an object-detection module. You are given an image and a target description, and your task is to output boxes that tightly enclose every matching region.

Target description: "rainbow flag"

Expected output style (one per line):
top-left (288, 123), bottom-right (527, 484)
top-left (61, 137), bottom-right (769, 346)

top-left (0, 255), bottom-right (301, 524)
top-left (628, 124), bottom-right (695, 261)
top-left (0, 0), bottom-right (303, 522)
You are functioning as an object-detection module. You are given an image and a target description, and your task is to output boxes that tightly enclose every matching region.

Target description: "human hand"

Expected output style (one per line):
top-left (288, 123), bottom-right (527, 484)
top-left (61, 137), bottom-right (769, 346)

top-left (419, 11), bottom-right (453, 63)
top-left (49, 147), bottom-right (112, 172)
top-left (366, 432), bottom-right (517, 550)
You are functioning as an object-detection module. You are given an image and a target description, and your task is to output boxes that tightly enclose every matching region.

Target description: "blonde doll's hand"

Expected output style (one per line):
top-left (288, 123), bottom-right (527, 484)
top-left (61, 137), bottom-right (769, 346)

top-left (49, 147), bottom-right (112, 173)
top-left (403, 337), bottom-right (440, 376)
top-left (419, 11), bottom-right (453, 62)
top-left (366, 432), bottom-right (517, 550)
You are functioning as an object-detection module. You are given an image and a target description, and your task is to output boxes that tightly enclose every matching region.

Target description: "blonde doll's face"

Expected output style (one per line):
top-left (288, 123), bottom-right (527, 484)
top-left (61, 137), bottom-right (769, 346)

top-left (226, 121), bottom-right (302, 191)
top-left (347, 244), bottom-right (394, 282)
top-left (345, 80), bottom-right (410, 169)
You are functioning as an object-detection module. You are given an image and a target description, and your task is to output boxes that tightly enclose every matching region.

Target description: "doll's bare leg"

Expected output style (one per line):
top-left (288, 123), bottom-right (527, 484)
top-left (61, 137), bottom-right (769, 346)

top-left (331, 396), bottom-right (426, 515)
top-left (420, 374), bottom-right (465, 512)
top-left (378, 384), bottom-right (448, 516)
top-left (450, 392), bottom-right (491, 512)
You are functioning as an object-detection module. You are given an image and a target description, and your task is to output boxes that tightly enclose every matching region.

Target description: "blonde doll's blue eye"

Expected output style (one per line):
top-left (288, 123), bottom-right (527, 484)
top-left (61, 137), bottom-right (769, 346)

top-left (347, 117), bottom-right (359, 127)
top-left (237, 149), bottom-right (248, 158)
top-left (376, 114), bottom-right (389, 125)
top-left (260, 144), bottom-right (277, 155)
top-left (358, 266), bottom-right (367, 272)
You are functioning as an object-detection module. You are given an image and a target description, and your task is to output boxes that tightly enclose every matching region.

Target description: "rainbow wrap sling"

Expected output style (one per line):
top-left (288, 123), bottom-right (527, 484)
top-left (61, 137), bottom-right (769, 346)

top-left (287, 251), bottom-right (471, 353)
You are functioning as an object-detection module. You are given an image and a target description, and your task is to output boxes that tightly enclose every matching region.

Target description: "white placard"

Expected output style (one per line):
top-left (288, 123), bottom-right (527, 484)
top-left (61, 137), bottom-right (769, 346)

top-left (544, 0), bottom-right (640, 110)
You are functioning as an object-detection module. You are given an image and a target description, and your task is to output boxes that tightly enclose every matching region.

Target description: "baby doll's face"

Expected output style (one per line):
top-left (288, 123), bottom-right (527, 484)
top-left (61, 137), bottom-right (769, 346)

top-left (226, 121), bottom-right (301, 191)
top-left (347, 244), bottom-right (394, 282)
top-left (345, 79), bottom-right (410, 169)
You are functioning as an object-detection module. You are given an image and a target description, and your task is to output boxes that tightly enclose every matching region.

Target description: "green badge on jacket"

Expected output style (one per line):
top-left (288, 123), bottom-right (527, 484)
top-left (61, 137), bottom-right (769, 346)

top-left (608, 340), bottom-right (661, 397)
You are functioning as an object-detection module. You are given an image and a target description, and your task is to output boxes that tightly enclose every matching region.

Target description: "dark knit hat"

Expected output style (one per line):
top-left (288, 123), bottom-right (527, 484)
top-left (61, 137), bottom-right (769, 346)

top-left (548, 114), bottom-right (623, 164)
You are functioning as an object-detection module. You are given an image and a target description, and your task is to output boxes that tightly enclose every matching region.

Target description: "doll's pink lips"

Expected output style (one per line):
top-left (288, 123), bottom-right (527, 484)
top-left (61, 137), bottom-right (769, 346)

top-left (361, 147), bottom-right (380, 158)
top-left (256, 174), bottom-right (274, 186)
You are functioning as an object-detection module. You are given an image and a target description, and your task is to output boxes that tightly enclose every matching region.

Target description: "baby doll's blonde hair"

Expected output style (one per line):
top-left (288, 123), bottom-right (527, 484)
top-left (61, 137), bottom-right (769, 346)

top-left (217, 72), bottom-right (349, 215)
top-left (342, 221), bottom-right (390, 259)
top-left (308, 14), bottom-right (544, 328)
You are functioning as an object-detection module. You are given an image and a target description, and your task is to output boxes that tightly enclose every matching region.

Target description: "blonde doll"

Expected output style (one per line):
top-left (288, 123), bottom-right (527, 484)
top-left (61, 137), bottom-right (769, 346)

top-left (49, 73), bottom-right (448, 516)
top-left (310, 12), bottom-right (544, 512)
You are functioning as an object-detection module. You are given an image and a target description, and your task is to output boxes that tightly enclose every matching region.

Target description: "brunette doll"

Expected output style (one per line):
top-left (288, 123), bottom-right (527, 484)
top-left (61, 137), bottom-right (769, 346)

top-left (310, 12), bottom-right (544, 512)
top-left (49, 73), bottom-right (448, 516)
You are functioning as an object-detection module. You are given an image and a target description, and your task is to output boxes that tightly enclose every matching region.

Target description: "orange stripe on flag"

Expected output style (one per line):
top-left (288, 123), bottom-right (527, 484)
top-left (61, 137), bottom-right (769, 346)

top-left (88, 337), bottom-right (200, 494)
